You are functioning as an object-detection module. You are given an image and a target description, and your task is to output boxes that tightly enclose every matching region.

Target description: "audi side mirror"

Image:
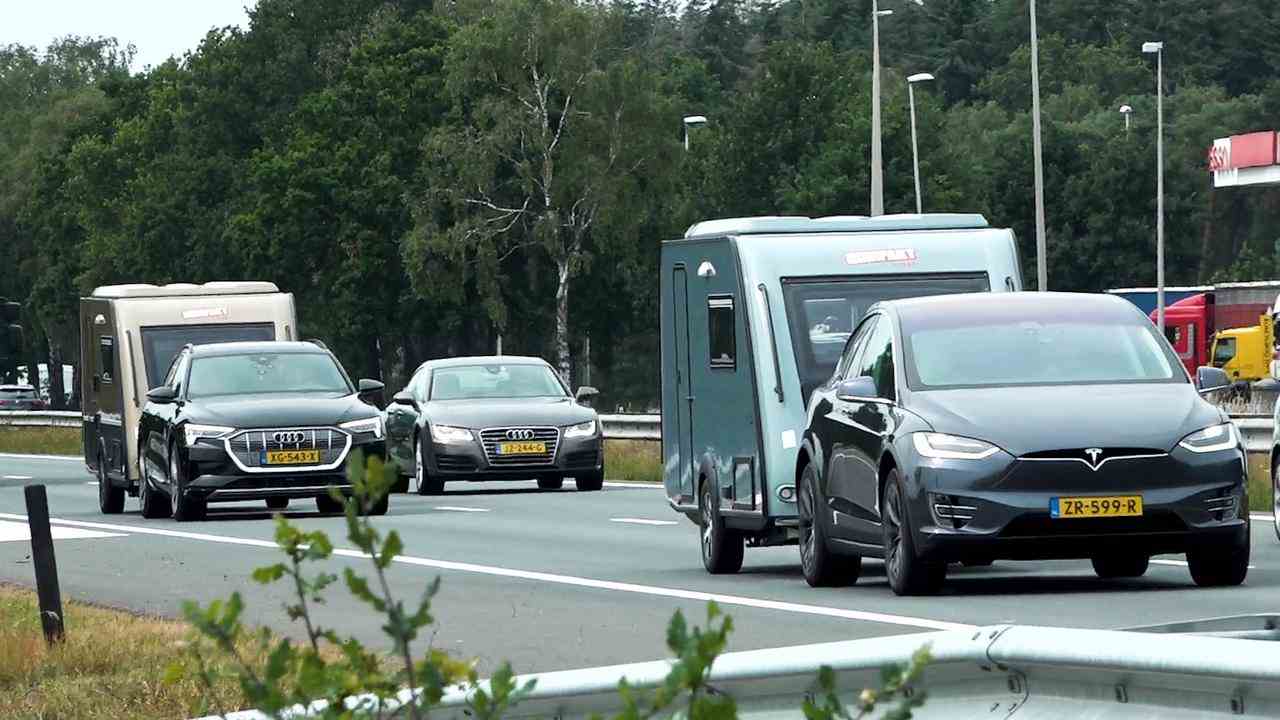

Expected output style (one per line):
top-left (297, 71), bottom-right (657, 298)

top-left (835, 376), bottom-right (878, 402)
top-left (146, 386), bottom-right (178, 404)
top-left (575, 386), bottom-right (599, 406)
top-left (1195, 366), bottom-right (1230, 396)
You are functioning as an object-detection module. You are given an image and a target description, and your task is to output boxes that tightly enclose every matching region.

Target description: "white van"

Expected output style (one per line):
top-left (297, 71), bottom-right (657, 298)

top-left (80, 282), bottom-right (298, 513)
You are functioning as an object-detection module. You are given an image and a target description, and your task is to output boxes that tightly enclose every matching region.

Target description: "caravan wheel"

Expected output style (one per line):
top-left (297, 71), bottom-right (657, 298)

top-left (699, 479), bottom-right (744, 574)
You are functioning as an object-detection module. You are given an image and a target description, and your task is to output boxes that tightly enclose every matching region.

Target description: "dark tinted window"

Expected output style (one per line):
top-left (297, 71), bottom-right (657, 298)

top-left (781, 274), bottom-right (990, 402)
top-left (430, 364), bottom-right (566, 400)
top-left (99, 337), bottom-right (115, 384)
top-left (838, 317), bottom-right (876, 380)
top-left (855, 316), bottom-right (895, 400)
top-left (1213, 337), bottom-right (1236, 366)
top-left (140, 323), bottom-right (275, 389)
top-left (0, 387), bottom-right (36, 399)
top-left (708, 296), bottom-right (736, 369)
top-left (187, 352), bottom-right (350, 398)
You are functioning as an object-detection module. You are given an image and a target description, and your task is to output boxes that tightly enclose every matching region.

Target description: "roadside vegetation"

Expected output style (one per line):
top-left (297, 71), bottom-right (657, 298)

top-left (0, 426), bottom-right (80, 456)
top-left (605, 439), bottom-right (663, 484)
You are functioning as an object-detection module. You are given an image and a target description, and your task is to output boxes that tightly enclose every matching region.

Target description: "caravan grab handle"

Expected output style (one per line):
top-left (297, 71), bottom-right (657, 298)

top-left (757, 284), bottom-right (785, 403)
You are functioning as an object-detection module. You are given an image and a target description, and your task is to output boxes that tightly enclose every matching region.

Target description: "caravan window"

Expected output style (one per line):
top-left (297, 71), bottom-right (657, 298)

top-left (781, 273), bottom-right (989, 402)
top-left (140, 323), bottom-right (275, 389)
top-left (708, 296), bottom-right (736, 369)
top-left (99, 337), bottom-right (115, 384)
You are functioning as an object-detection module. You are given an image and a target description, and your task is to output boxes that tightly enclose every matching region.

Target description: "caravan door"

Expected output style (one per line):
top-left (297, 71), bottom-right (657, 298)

top-left (670, 266), bottom-right (694, 502)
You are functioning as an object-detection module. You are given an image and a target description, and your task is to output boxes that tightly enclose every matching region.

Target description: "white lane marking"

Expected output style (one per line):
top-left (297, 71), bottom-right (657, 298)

top-left (86, 481), bottom-right (98, 486)
top-left (611, 518), bottom-right (678, 526)
top-left (1150, 557), bottom-right (1256, 570)
top-left (1250, 512), bottom-right (1274, 521)
top-left (0, 519), bottom-right (125, 542)
top-left (434, 506), bottom-right (490, 513)
top-left (0, 512), bottom-right (971, 632)
top-left (2, 475), bottom-right (33, 480)
top-left (603, 482), bottom-right (663, 490)
top-left (0, 453), bottom-right (82, 462)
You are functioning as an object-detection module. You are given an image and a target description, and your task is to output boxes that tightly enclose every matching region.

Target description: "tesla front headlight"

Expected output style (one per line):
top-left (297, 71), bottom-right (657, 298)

top-left (431, 424), bottom-right (473, 444)
top-left (564, 420), bottom-right (597, 438)
top-left (340, 416), bottom-right (384, 439)
top-left (912, 432), bottom-right (1000, 460)
top-left (184, 424), bottom-right (234, 446)
top-left (1178, 423), bottom-right (1237, 454)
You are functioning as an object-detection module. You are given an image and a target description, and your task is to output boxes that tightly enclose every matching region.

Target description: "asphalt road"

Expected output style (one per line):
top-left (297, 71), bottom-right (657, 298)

top-left (1, 452), bottom-right (1278, 675)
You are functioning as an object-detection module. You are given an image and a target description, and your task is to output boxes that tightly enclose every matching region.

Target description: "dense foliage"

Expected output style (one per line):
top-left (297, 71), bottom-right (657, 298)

top-left (3, 0), bottom-right (1278, 409)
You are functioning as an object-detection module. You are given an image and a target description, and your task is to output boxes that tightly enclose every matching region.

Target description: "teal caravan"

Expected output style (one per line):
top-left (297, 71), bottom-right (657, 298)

top-left (660, 214), bottom-right (1022, 573)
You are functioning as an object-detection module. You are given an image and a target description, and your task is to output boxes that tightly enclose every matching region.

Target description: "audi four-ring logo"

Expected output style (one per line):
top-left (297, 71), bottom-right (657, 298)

top-left (273, 431), bottom-right (307, 444)
top-left (505, 429), bottom-right (536, 440)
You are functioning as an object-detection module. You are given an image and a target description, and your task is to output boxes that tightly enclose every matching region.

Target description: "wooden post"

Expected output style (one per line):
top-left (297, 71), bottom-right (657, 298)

top-left (24, 485), bottom-right (64, 644)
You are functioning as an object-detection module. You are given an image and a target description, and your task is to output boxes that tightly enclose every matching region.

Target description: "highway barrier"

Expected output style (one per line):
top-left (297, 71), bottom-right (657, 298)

top-left (0, 410), bottom-right (80, 428)
top-left (192, 622), bottom-right (1280, 719)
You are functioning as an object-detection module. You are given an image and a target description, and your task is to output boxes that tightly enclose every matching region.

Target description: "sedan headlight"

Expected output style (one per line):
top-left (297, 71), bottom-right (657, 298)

top-left (1178, 423), bottom-right (1237, 454)
top-left (912, 432), bottom-right (1000, 460)
top-left (564, 420), bottom-right (597, 439)
top-left (184, 424), bottom-right (234, 446)
top-left (431, 424), bottom-right (473, 444)
top-left (340, 416), bottom-right (384, 439)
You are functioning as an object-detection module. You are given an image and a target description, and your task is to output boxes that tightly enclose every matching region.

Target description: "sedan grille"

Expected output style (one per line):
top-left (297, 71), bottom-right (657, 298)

top-left (479, 427), bottom-right (560, 466)
top-left (226, 427), bottom-right (350, 472)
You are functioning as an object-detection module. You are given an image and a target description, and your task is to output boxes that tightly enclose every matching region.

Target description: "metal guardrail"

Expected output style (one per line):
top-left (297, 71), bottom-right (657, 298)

top-left (193, 623), bottom-right (1280, 719)
top-left (0, 410), bottom-right (80, 428)
top-left (597, 413), bottom-right (660, 441)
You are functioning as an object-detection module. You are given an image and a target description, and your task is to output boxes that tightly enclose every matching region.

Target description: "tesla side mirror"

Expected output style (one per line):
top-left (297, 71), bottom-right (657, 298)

top-left (391, 390), bottom-right (417, 408)
top-left (836, 376), bottom-right (878, 402)
top-left (358, 378), bottom-right (385, 394)
top-left (1195, 366), bottom-right (1231, 395)
top-left (575, 386), bottom-right (599, 405)
top-left (146, 386), bottom-right (178, 404)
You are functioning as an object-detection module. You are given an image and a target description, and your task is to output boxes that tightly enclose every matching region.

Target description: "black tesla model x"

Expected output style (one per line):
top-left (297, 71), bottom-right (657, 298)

top-left (796, 292), bottom-right (1247, 595)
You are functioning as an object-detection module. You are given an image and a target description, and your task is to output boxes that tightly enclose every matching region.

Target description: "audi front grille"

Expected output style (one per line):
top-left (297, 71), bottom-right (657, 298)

top-left (478, 427), bottom-right (561, 466)
top-left (225, 427), bottom-right (352, 473)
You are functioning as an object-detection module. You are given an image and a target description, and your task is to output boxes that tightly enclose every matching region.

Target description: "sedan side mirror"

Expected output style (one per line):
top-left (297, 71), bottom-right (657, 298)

top-left (391, 390), bottom-right (417, 408)
top-left (835, 376), bottom-right (878, 402)
top-left (1195, 366), bottom-right (1231, 395)
top-left (358, 379), bottom-right (385, 394)
top-left (357, 378), bottom-right (385, 408)
top-left (575, 386), bottom-right (600, 406)
top-left (146, 386), bottom-right (178, 404)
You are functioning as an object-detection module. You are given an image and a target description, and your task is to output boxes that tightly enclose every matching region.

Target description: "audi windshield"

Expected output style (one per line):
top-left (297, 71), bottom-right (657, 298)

top-left (429, 364), bottom-right (567, 400)
top-left (187, 352), bottom-right (352, 398)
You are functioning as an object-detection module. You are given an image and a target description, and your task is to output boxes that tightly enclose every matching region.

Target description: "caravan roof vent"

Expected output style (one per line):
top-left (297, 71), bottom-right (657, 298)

top-left (682, 213), bottom-right (989, 239)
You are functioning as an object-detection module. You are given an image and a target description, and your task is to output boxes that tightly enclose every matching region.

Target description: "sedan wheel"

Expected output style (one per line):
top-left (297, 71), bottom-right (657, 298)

top-left (882, 470), bottom-right (945, 596)
top-left (139, 450), bottom-right (171, 520)
top-left (1272, 459), bottom-right (1280, 542)
top-left (415, 436), bottom-right (444, 496)
top-left (169, 447), bottom-right (205, 522)
top-left (798, 464), bottom-right (860, 587)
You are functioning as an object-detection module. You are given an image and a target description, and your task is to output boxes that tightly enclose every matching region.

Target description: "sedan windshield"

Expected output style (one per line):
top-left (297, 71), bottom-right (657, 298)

top-left (187, 353), bottom-right (351, 398)
top-left (430, 364), bottom-right (566, 400)
top-left (904, 315), bottom-right (1179, 389)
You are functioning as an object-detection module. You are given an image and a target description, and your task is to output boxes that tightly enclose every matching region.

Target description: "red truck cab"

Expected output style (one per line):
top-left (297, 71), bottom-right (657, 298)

top-left (1151, 293), bottom-right (1212, 377)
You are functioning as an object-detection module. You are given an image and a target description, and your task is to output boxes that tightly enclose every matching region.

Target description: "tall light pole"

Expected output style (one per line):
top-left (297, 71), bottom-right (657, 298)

top-left (1029, 0), bottom-right (1048, 291)
top-left (1119, 104), bottom-right (1133, 134)
top-left (682, 115), bottom-right (707, 151)
top-left (870, 3), bottom-right (893, 216)
top-left (1143, 41), bottom-right (1165, 335)
top-left (907, 73), bottom-right (934, 214)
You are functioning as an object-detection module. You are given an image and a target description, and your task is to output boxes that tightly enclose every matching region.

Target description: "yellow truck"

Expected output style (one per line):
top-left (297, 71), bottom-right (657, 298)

top-left (1209, 313), bottom-right (1275, 383)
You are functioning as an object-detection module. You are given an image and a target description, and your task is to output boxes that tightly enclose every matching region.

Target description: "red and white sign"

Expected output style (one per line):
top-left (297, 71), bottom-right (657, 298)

top-left (1209, 131), bottom-right (1280, 188)
top-left (844, 248), bottom-right (918, 266)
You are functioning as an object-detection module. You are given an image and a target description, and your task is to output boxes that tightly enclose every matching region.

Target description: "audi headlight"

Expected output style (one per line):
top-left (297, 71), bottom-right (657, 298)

top-left (340, 416), bottom-right (384, 439)
top-left (184, 424), bottom-right (234, 446)
top-left (912, 432), bottom-right (1001, 460)
top-left (1178, 423), bottom-right (1237, 454)
top-left (564, 420), bottom-right (597, 439)
top-left (431, 424), bottom-right (473, 444)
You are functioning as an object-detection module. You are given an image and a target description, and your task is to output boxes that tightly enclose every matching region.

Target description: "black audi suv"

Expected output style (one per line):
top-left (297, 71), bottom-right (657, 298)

top-left (136, 341), bottom-right (387, 520)
top-left (384, 356), bottom-right (603, 494)
top-left (796, 292), bottom-right (1248, 595)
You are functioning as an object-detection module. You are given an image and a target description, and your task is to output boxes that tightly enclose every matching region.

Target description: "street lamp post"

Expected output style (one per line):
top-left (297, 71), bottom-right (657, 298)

top-left (907, 73), bottom-right (934, 214)
top-left (1029, 0), bottom-right (1048, 291)
top-left (870, 3), bottom-right (893, 216)
top-left (1119, 104), bottom-right (1133, 134)
top-left (1143, 41), bottom-right (1165, 335)
top-left (682, 115), bottom-right (707, 151)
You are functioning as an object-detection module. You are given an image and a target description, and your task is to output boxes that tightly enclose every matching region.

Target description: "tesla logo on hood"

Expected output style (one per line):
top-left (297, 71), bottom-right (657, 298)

top-left (1084, 448), bottom-right (1103, 469)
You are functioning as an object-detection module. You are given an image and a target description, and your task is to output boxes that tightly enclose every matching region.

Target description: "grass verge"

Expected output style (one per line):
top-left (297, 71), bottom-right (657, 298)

top-left (0, 426), bottom-right (82, 457)
top-left (605, 439), bottom-right (662, 483)
top-left (0, 583), bottom-right (250, 720)
top-left (1248, 452), bottom-right (1270, 513)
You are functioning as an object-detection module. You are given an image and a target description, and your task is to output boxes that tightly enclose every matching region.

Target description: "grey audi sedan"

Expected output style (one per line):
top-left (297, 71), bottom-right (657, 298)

top-left (384, 356), bottom-right (603, 494)
top-left (797, 292), bottom-right (1248, 595)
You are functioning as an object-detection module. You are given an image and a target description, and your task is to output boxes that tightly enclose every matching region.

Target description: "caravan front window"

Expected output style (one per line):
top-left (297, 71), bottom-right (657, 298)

top-left (140, 323), bottom-right (275, 389)
top-left (781, 273), bottom-right (989, 402)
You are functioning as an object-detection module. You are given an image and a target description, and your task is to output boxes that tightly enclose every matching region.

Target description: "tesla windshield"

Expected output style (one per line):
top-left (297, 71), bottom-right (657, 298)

top-left (430, 364), bottom-right (566, 400)
top-left (186, 352), bottom-right (351, 398)
top-left (904, 316), bottom-right (1180, 389)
